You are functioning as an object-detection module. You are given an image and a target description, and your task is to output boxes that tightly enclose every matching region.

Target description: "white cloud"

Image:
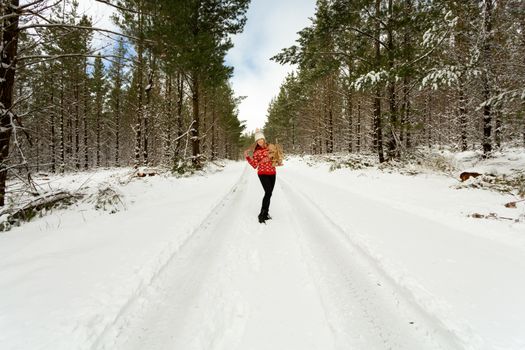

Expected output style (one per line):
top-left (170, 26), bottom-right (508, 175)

top-left (226, 0), bottom-right (316, 134)
top-left (76, 0), bottom-right (119, 52)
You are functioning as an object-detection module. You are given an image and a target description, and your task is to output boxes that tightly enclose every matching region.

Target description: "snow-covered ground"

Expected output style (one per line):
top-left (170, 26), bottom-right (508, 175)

top-left (281, 155), bottom-right (525, 350)
top-left (1, 152), bottom-right (524, 349)
top-left (0, 161), bottom-right (245, 350)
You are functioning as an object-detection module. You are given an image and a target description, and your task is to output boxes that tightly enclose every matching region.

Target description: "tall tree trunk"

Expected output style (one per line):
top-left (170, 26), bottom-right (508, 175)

top-left (67, 94), bottom-right (72, 159)
top-left (458, 80), bottom-right (468, 151)
top-left (347, 88), bottom-right (353, 153)
top-left (356, 98), bottom-right (361, 153)
top-left (323, 89), bottom-right (328, 152)
top-left (523, 107), bottom-right (525, 147)
top-left (386, 0), bottom-right (399, 159)
top-left (36, 137), bottom-right (40, 173)
top-left (202, 90), bottom-right (207, 156)
top-left (134, 2), bottom-right (144, 167)
top-left (175, 71), bottom-right (184, 158)
top-left (83, 66), bottom-right (89, 170)
top-left (327, 108), bottom-right (333, 153)
top-left (115, 85), bottom-right (120, 167)
top-left (317, 99), bottom-right (322, 154)
top-left (328, 96), bottom-right (334, 153)
top-left (60, 80), bottom-right (65, 172)
top-left (373, 0), bottom-right (385, 163)
top-left (495, 108), bottom-right (502, 148)
top-left (96, 98), bottom-right (101, 167)
top-left (327, 76), bottom-right (334, 153)
top-left (211, 100), bottom-right (216, 161)
top-left (373, 92), bottom-right (384, 162)
top-left (522, 18), bottom-right (525, 147)
top-left (481, 0), bottom-right (494, 157)
top-left (114, 56), bottom-right (122, 167)
top-left (400, 0), bottom-right (412, 150)
top-left (404, 87), bottom-right (412, 149)
top-left (50, 90), bottom-right (56, 173)
top-left (191, 72), bottom-right (201, 168)
top-left (400, 76), bottom-right (411, 149)
top-left (291, 113), bottom-right (296, 151)
top-left (165, 74), bottom-right (173, 162)
top-left (75, 81), bottom-right (80, 169)
top-left (523, 101), bottom-right (525, 147)
top-left (144, 69), bottom-right (153, 166)
top-left (426, 94), bottom-right (432, 148)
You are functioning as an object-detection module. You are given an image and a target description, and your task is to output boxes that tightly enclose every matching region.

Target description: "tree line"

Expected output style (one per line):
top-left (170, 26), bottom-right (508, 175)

top-left (266, 0), bottom-right (525, 162)
top-left (0, 0), bottom-right (250, 206)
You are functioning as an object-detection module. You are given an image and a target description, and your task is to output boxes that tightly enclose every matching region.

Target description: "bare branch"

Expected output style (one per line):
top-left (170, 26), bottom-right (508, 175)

top-left (18, 0), bottom-right (48, 11)
top-left (94, 0), bottom-right (141, 15)
top-left (18, 23), bottom-right (155, 44)
top-left (17, 53), bottom-right (137, 68)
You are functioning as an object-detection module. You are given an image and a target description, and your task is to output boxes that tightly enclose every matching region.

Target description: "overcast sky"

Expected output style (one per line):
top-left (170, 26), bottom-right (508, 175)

top-left (79, 0), bottom-right (316, 135)
top-left (225, 0), bottom-right (316, 133)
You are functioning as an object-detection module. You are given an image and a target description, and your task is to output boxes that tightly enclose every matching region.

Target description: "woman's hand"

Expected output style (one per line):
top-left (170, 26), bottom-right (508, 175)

top-left (243, 150), bottom-right (249, 158)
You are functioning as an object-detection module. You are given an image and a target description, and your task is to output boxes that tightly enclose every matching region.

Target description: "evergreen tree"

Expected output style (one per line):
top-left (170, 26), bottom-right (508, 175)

top-left (269, 0), bottom-right (525, 160)
top-left (108, 38), bottom-right (128, 167)
top-left (152, 0), bottom-right (250, 168)
top-left (91, 54), bottom-right (107, 167)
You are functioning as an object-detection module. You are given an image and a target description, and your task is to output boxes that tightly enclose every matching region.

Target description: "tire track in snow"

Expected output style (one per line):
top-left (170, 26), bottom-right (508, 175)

top-left (105, 165), bottom-right (337, 350)
top-left (100, 162), bottom-right (462, 350)
top-left (280, 166), bottom-right (495, 349)
top-left (278, 176), bottom-right (462, 350)
top-left (92, 166), bottom-right (249, 350)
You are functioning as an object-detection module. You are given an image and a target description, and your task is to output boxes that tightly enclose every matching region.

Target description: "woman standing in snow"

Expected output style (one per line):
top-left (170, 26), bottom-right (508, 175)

top-left (244, 129), bottom-right (282, 223)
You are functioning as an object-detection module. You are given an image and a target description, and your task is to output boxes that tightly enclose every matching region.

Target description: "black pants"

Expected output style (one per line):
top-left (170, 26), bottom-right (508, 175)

top-left (258, 174), bottom-right (276, 212)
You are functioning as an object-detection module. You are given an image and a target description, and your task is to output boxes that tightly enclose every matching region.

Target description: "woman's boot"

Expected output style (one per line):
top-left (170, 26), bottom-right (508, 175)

top-left (258, 209), bottom-right (267, 223)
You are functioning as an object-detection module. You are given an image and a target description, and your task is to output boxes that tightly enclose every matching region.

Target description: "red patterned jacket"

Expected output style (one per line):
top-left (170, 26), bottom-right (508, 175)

top-left (246, 146), bottom-right (276, 175)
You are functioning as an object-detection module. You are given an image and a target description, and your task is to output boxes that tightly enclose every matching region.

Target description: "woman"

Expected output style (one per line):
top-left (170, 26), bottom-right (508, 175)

top-left (244, 129), bottom-right (280, 224)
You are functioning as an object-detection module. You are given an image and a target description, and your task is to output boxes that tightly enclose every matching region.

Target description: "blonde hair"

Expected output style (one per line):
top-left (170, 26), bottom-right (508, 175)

top-left (245, 141), bottom-right (284, 166)
top-left (268, 143), bottom-right (284, 166)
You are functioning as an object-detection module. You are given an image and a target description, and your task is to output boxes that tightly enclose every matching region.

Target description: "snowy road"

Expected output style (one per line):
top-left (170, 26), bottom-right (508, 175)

top-left (104, 166), bottom-right (456, 350)
top-left (2, 158), bottom-right (524, 350)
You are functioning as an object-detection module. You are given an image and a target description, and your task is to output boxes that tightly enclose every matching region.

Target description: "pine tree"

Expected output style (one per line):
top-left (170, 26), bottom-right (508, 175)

top-left (92, 54), bottom-right (107, 167)
top-left (0, 0), bottom-right (21, 205)
top-left (152, 0), bottom-right (250, 168)
top-left (269, 0), bottom-right (525, 159)
top-left (108, 38), bottom-right (127, 167)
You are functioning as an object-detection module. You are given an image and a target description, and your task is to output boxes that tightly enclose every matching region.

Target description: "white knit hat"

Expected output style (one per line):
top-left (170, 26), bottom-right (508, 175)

top-left (254, 128), bottom-right (265, 142)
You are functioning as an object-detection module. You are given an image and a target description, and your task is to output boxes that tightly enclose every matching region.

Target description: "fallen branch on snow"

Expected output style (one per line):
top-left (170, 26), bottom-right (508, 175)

top-left (468, 212), bottom-right (516, 222)
top-left (0, 191), bottom-right (84, 231)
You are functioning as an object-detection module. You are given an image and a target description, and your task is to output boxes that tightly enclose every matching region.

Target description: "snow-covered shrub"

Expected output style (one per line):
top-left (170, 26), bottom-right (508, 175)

top-left (376, 151), bottom-right (455, 176)
top-left (172, 157), bottom-right (194, 177)
top-left (455, 172), bottom-right (525, 197)
top-left (89, 186), bottom-right (126, 214)
top-left (417, 153), bottom-right (456, 174)
top-left (328, 154), bottom-right (375, 171)
top-left (377, 159), bottom-right (415, 174)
